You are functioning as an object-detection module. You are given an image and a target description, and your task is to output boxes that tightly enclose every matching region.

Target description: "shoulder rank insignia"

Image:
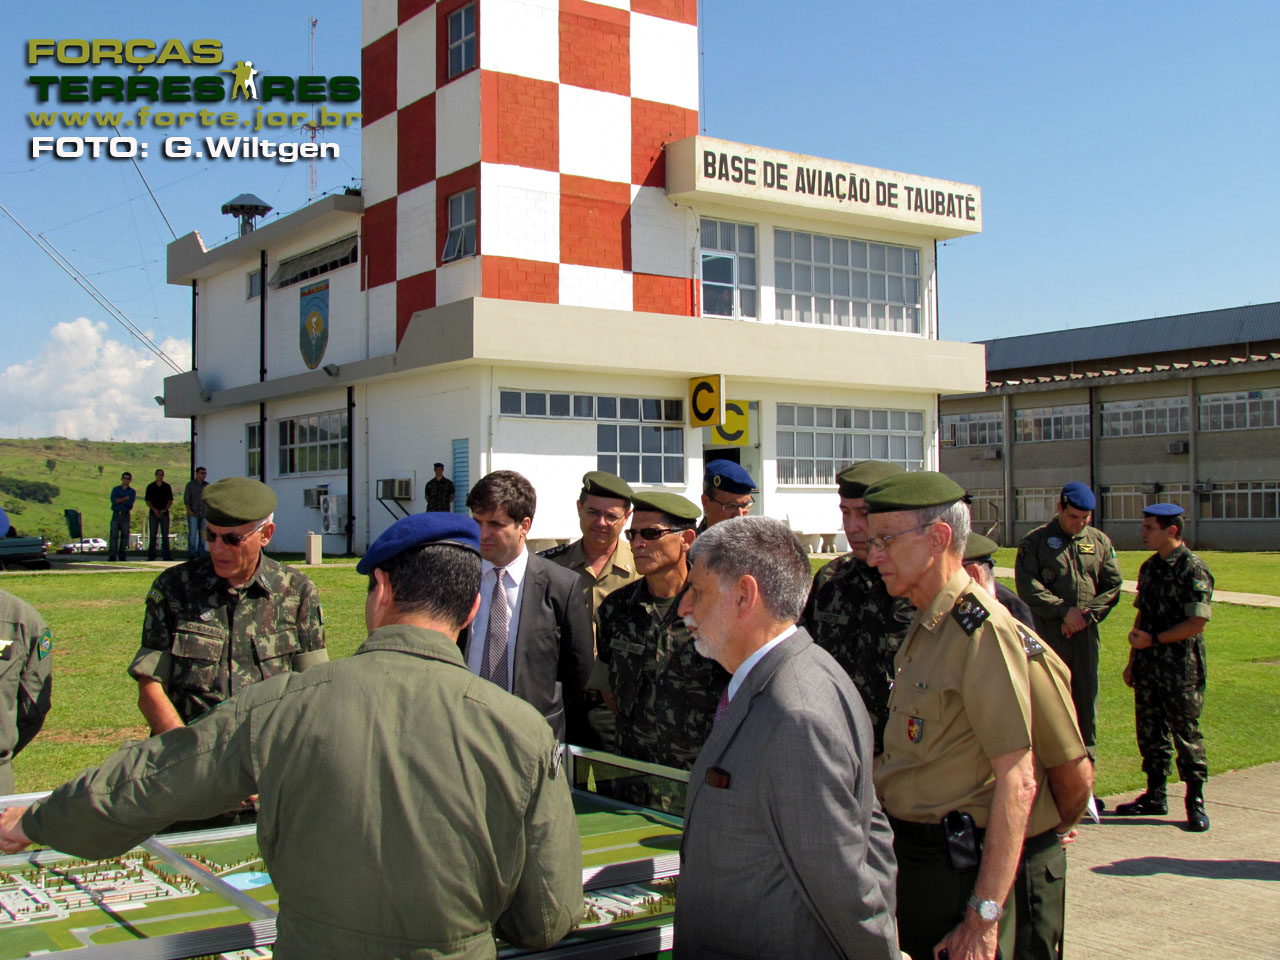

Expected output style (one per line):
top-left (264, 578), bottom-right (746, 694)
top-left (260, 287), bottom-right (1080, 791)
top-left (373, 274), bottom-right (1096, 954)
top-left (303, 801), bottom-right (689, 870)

top-left (951, 594), bottom-right (990, 635)
top-left (1017, 624), bottom-right (1044, 659)
top-left (906, 716), bottom-right (925, 743)
top-left (538, 543), bottom-right (572, 560)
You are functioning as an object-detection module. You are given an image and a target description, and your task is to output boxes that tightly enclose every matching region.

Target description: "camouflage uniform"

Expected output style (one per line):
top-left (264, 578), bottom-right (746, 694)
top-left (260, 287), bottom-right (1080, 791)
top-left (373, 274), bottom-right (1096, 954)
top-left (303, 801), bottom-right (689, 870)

top-left (0, 590), bottom-right (53, 795)
top-left (128, 554), bottom-right (327, 725)
top-left (800, 553), bottom-right (912, 754)
top-left (424, 476), bottom-right (455, 512)
top-left (1131, 545), bottom-right (1213, 784)
top-left (591, 580), bottom-right (728, 811)
top-left (1015, 518), bottom-right (1123, 755)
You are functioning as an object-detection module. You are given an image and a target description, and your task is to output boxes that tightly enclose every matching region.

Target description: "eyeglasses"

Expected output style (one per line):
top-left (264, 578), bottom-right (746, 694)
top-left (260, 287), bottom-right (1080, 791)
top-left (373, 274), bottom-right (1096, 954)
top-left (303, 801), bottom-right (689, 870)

top-left (709, 494), bottom-right (754, 511)
top-left (626, 526), bottom-right (683, 542)
top-left (204, 519), bottom-right (267, 547)
top-left (583, 508), bottom-right (628, 525)
top-left (866, 521), bottom-right (937, 553)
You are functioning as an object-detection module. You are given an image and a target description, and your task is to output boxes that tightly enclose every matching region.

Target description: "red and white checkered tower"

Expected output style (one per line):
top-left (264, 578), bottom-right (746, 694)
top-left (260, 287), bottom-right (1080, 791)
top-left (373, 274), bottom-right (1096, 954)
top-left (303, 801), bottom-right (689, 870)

top-left (360, 0), bottom-right (700, 347)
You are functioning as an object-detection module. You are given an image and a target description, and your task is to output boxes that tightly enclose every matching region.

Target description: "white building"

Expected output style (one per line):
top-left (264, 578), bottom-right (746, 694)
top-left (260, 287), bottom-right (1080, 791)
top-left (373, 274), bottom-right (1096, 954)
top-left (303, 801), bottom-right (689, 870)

top-left (163, 0), bottom-right (986, 553)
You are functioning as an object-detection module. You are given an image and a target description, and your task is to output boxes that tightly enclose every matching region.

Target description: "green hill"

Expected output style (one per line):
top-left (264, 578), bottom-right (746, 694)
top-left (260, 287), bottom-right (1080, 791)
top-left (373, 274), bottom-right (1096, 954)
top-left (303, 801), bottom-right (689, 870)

top-left (0, 437), bottom-right (192, 544)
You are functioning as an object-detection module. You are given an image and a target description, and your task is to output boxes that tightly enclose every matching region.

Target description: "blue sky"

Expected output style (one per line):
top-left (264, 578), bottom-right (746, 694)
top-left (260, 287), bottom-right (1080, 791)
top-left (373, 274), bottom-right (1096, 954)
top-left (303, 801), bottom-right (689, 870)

top-left (2, 0), bottom-right (1277, 440)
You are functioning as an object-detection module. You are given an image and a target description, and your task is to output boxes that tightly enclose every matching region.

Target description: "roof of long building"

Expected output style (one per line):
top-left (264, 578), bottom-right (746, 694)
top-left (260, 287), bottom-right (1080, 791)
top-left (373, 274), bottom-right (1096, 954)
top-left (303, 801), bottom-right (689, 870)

top-left (980, 301), bottom-right (1280, 372)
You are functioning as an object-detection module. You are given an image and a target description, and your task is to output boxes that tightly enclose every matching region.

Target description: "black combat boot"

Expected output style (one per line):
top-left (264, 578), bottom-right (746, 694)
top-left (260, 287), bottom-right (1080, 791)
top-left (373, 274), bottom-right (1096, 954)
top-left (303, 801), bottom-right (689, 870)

top-left (1185, 782), bottom-right (1210, 832)
top-left (1114, 777), bottom-right (1167, 816)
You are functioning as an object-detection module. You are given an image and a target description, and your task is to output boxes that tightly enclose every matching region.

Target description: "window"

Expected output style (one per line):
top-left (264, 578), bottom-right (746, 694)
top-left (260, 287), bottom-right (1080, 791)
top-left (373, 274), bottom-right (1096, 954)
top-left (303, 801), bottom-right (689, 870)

top-left (499, 391), bottom-right (685, 484)
top-left (1198, 480), bottom-right (1280, 520)
top-left (269, 236), bottom-right (357, 288)
top-left (1015, 487), bottom-right (1059, 523)
top-left (1099, 397), bottom-right (1189, 437)
top-left (1101, 483), bottom-right (1192, 520)
top-left (775, 229), bottom-right (921, 332)
top-left (1198, 388), bottom-right (1280, 431)
top-left (699, 218), bottom-right (756, 319)
top-left (1013, 404), bottom-right (1091, 443)
top-left (966, 488), bottom-right (1005, 532)
top-left (277, 410), bottom-right (350, 476)
top-left (246, 270), bottom-right (262, 300)
top-left (246, 423), bottom-right (261, 477)
top-left (941, 411), bottom-right (1003, 447)
top-left (776, 404), bottom-right (925, 485)
top-left (441, 189), bottom-right (477, 263)
top-left (447, 4), bottom-right (477, 78)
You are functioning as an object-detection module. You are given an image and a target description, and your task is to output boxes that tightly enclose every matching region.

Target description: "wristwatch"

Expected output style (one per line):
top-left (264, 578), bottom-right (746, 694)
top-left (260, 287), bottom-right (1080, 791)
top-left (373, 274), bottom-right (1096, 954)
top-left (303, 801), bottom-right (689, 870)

top-left (967, 894), bottom-right (1003, 922)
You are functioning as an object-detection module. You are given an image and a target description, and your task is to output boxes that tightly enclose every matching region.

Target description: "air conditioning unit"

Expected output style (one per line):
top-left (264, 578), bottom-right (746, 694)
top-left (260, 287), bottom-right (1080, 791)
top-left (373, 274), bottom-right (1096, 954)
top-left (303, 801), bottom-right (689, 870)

top-left (320, 494), bottom-right (349, 534)
top-left (979, 448), bottom-right (1002, 460)
top-left (1141, 482), bottom-right (1161, 494)
top-left (376, 478), bottom-right (414, 501)
top-left (1166, 440), bottom-right (1189, 454)
top-left (302, 487), bottom-right (323, 509)
top-left (1193, 482), bottom-right (1212, 493)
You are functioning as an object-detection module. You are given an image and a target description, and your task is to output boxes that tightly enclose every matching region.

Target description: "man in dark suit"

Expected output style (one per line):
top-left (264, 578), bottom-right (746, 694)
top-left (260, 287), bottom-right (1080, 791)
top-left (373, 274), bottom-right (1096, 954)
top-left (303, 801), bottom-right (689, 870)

top-left (674, 516), bottom-right (900, 960)
top-left (461, 470), bottom-right (594, 741)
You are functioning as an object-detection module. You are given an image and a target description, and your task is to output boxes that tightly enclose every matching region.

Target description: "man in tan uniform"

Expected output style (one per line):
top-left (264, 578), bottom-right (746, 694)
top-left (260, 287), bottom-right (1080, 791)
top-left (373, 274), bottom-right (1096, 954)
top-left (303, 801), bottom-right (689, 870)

top-left (0, 513), bottom-right (583, 960)
top-left (865, 471), bottom-right (1040, 960)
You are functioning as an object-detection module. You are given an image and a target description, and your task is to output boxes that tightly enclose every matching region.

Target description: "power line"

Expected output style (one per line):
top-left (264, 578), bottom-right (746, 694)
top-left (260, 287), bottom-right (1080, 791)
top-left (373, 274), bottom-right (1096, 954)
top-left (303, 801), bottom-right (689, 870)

top-left (0, 201), bottom-right (184, 374)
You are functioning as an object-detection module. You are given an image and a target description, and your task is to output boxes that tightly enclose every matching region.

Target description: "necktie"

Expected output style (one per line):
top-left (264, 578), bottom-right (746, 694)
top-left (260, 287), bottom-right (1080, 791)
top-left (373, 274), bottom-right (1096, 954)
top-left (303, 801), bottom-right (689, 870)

top-left (714, 688), bottom-right (729, 724)
top-left (481, 568), bottom-right (510, 690)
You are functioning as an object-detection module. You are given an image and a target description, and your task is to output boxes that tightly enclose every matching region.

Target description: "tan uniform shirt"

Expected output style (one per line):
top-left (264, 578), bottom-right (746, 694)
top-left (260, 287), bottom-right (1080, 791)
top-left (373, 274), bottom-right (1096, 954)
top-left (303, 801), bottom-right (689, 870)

top-left (876, 569), bottom-right (1033, 827)
top-left (1025, 631), bottom-right (1088, 835)
top-left (542, 538), bottom-right (637, 620)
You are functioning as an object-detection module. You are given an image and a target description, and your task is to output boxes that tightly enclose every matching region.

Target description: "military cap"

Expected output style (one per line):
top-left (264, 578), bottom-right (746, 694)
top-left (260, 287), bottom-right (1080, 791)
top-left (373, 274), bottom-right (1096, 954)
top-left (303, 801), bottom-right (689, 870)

top-left (356, 513), bottom-right (482, 574)
top-left (1142, 502), bottom-right (1184, 518)
top-left (433, 462), bottom-right (444, 468)
top-left (837, 460), bottom-right (905, 499)
top-left (1060, 481), bottom-right (1096, 511)
top-left (580, 470), bottom-right (633, 503)
top-left (704, 459), bottom-right (757, 494)
top-left (863, 471), bottom-right (966, 514)
top-left (631, 491), bottom-right (701, 522)
top-left (203, 477), bottom-right (278, 527)
top-left (963, 532), bottom-right (1000, 563)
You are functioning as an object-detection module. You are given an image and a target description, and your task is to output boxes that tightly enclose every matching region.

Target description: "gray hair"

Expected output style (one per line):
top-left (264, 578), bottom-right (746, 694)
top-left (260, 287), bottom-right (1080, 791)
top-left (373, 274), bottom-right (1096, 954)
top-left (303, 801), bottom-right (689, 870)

top-left (688, 516), bottom-right (811, 623)
top-left (910, 500), bottom-right (969, 558)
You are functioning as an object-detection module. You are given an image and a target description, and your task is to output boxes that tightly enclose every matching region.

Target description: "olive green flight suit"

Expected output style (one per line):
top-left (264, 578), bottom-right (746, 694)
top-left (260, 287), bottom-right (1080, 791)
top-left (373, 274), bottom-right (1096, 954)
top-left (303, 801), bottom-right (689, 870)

top-left (24, 624), bottom-right (583, 960)
top-left (0, 589), bottom-right (53, 795)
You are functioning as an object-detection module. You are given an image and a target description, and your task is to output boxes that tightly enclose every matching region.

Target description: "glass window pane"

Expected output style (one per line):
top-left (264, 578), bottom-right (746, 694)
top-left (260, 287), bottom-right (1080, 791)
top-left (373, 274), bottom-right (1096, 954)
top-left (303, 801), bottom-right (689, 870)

top-left (834, 299), bottom-right (851, 326)
top-left (738, 257), bottom-right (756, 286)
top-left (794, 233), bottom-right (811, 261)
top-left (620, 397), bottom-right (640, 420)
top-left (619, 424), bottom-right (639, 451)
top-left (797, 433), bottom-right (815, 456)
top-left (890, 410), bottom-right (906, 430)
top-left (870, 274), bottom-right (886, 300)
top-left (775, 262), bottom-right (792, 290)
top-left (525, 393), bottom-right (547, 416)
top-left (739, 288), bottom-right (757, 319)
top-left (814, 266), bottom-right (831, 294)
top-left (908, 411), bottom-right (923, 431)
top-left (701, 219), bottom-right (718, 248)
top-left (886, 246), bottom-right (903, 273)
top-left (574, 395), bottom-right (593, 418)
top-left (832, 238), bottom-right (849, 266)
top-left (815, 297), bottom-right (832, 324)
top-left (904, 248), bottom-right (919, 274)
top-left (833, 270), bottom-right (850, 297)
top-left (850, 241), bottom-right (867, 268)
top-left (549, 394), bottom-right (570, 417)
top-left (597, 454), bottom-right (618, 474)
top-left (775, 230), bottom-right (792, 258)
top-left (597, 424), bottom-right (617, 452)
top-left (797, 406), bottom-right (815, 427)
top-left (619, 455), bottom-right (640, 482)
top-left (796, 297), bottom-right (812, 324)
top-left (642, 399), bottom-right (662, 421)
top-left (665, 457), bottom-right (684, 482)
top-left (794, 264), bottom-right (811, 292)
top-left (641, 456), bottom-right (663, 484)
top-left (703, 284), bottom-right (734, 317)
top-left (868, 244), bottom-right (886, 271)
top-left (872, 410), bottom-right (888, 430)
top-left (664, 428), bottom-right (684, 453)
top-left (738, 224), bottom-right (756, 254)
top-left (816, 433), bottom-right (834, 457)
top-left (888, 276), bottom-right (904, 303)
top-left (720, 222), bottom-right (736, 251)
top-left (777, 405), bottom-right (795, 426)
top-left (905, 278), bottom-right (919, 304)
top-left (640, 426), bottom-right (663, 453)
top-left (777, 431), bottom-right (795, 456)
top-left (814, 236), bottom-right (830, 263)
top-left (702, 253), bottom-right (733, 284)
top-left (851, 271), bottom-right (868, 298)
top-left (777, 296), bottom-right (793, 322)
top-left (597, 396), bottom-right (617, 419)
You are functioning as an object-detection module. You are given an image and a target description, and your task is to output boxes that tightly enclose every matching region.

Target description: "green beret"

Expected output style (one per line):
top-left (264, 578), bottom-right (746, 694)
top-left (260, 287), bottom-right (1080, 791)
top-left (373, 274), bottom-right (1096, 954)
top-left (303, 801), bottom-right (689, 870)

top-left (630, 491), bottom-right (700, 522)
top-left (963, 532), bottom-right (999, 563)
top-left (863, 471), bottom-right (966, 514)
top-left (837, 460), bottom-right (905, 499)
top-left (581, 470), bottom-right (633, 503)
top-left (203, 477), bottom-right (278, 527)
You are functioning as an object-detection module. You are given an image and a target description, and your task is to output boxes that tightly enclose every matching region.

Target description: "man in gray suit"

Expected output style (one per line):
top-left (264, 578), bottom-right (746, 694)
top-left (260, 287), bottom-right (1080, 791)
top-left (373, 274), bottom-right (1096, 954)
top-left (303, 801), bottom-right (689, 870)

top-left (674, 516), bottom-right (900, 960)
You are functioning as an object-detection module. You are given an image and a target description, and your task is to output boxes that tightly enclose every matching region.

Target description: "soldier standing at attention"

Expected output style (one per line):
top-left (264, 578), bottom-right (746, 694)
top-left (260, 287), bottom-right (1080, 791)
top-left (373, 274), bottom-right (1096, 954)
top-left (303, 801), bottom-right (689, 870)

top-left (696, 460), bottom-right (756, 533)
top-left (129, 477), bottom-right (327, 737)
top-left (866, 472), bottom-right (1039, 960)
top-left (0, 514), bottom-right (583, 959)
top-left (801, 460), bottom-right (913, 754)
top-left (425, 462), bottom-right (456, 512)
top-left (1115, 502), bottom-right (1213, 832)
top-left (541, 471), bottom-right (637, 749)
top-left (1015, 481), bottom-right (1123, 764)
top-left (591, 492), bottom-right (727, 811)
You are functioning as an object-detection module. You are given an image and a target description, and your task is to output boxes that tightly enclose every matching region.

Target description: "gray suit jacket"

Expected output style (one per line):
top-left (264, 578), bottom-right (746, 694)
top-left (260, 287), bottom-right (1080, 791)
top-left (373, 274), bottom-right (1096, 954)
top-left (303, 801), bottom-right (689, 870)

top-left (459, 552), bottom-right (594, 741)
top-left (674, 629), bottom-right (900, 960)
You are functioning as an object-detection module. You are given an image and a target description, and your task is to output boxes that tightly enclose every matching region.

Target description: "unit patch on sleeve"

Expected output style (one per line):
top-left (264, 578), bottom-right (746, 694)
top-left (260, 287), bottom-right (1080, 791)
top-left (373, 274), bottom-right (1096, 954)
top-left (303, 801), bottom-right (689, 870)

top-left (951, 594), bottom-right (990, 635)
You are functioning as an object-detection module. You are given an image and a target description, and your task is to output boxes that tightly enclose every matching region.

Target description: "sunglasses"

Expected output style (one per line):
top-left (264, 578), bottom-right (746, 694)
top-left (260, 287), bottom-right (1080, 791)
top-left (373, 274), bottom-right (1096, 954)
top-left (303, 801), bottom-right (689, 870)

top-left (203, 520), bottom-right (267, 547)
top-left (625, 526), bottom-right (686, 542)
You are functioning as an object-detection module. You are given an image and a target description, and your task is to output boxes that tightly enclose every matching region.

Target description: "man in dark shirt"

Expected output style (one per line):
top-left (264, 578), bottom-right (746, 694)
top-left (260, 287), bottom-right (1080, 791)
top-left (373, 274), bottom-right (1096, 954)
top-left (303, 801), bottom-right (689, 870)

top-left (144, 469), bottom-right (174, 561)
top-left (425, 463), bottom-right (456, 512)
top-left (183, 467), bottom-right (209, 558)
top-left (108, 472), bottom-right (136, 561)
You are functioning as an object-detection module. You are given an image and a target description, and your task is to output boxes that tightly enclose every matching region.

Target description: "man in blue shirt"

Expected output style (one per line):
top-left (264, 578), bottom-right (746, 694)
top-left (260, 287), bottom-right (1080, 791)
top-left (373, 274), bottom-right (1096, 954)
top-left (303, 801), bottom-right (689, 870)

top-left (108, 472), bottom-right (136, 561)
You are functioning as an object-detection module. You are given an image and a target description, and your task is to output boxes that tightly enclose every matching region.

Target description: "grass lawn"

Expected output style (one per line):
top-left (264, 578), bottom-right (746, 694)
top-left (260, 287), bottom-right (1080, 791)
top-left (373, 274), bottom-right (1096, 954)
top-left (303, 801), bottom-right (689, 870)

top-left (3, 557), bottom-right (1278, 799)
top-left (990, 547), bottom-right (1280, 597)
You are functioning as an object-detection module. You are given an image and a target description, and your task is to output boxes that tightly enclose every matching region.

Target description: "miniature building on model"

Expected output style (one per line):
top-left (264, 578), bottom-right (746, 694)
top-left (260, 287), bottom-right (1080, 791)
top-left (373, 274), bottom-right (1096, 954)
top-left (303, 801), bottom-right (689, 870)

top-left (163, 0), bottom-right (986, 552)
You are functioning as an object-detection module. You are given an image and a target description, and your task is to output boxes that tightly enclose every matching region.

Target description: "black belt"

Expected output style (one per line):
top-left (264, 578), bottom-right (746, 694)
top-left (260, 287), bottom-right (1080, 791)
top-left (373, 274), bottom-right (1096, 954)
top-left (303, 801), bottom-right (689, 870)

top-left (887, 814), bottom-right (986, 846)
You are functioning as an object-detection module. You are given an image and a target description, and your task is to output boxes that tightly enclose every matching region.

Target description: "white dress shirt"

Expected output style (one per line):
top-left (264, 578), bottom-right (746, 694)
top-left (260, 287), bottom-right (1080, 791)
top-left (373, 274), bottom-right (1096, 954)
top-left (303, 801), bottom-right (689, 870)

top-left (467, 546), bottom-right (530, 688)
top-left (726, 624), bottom-right (797, 703)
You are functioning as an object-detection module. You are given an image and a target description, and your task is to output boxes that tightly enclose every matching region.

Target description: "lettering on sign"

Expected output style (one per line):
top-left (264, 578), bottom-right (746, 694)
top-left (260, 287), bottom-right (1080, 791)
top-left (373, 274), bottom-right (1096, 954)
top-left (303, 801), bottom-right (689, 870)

top-left (688, 375), bottom-right (725, 428)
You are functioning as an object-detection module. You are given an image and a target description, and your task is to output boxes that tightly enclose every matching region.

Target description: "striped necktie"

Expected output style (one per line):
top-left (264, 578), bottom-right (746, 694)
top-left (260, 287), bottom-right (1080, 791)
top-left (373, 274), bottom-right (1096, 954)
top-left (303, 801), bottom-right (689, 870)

top-left (481, 567), bottom-right (510, 690)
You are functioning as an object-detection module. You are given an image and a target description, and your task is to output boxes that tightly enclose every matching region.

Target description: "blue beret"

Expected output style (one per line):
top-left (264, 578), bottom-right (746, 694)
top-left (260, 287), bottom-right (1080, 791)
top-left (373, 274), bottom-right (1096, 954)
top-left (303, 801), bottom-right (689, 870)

top-left (704, 459), bottom-right (757, 494)
top-left (1142, 503), bottom-right (1184, 519)
top-left (1060, 482), bottom-right (1096, 511)
top-left (357, 513), bottom-right (481, 574)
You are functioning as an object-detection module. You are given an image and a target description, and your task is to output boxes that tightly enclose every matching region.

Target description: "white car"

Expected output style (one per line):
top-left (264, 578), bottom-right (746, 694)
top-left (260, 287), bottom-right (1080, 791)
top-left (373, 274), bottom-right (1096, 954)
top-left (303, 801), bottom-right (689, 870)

top-left (61, 538), bottom-right (108, 553)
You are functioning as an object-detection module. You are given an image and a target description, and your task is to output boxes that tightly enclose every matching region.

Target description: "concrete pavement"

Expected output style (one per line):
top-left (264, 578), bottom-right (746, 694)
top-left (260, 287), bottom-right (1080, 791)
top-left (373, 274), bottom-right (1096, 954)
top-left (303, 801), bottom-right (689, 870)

top-left (992, 566), bottom-right (1280, 609)
top-left (1067, 762), bottom-right (1280, 958)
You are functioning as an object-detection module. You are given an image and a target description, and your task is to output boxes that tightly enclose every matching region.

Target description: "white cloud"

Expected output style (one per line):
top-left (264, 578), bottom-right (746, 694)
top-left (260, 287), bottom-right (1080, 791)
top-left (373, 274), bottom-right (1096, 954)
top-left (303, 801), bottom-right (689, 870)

top-left (0, 317), bottom-right (192, 442)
